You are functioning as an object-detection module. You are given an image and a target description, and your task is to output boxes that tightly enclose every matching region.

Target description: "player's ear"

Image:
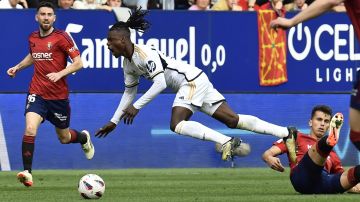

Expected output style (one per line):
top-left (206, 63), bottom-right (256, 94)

top-left (54, 14), bottom-right (56, 22)
top-left (308, 120), bottom-right (312, 127)
top-left (35, 14), bottom-right (38, 22)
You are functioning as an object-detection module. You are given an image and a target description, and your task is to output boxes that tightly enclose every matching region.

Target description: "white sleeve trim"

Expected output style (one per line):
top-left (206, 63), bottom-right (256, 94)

top-left (110, 86), bottom-right (138, 125)
top-left (133, 73), bottom-right (167, 110)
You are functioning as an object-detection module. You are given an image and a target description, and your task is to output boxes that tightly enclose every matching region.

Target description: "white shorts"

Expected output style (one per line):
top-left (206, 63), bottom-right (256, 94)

top-left (172, 73), bottom-right (225, 115)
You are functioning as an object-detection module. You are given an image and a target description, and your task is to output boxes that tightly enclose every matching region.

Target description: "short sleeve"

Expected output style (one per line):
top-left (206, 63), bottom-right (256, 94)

top-left (144, 50), bottom-right (164, 80)
top-left (273, 139), bottom-right (287, 154)
top-left (58, 31), bottom-right (80, 59)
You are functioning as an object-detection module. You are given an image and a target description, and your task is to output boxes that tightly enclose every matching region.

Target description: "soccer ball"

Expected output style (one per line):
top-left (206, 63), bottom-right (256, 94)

top-left (78, 174), bottom-right (105, 199)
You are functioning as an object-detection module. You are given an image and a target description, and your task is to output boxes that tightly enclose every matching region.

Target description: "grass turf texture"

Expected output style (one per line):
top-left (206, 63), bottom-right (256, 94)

top-left (0, 168), bottom-right (358, 201)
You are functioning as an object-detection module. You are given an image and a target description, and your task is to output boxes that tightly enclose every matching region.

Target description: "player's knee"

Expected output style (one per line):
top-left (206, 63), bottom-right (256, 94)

top-left (25, 126), bottom-right (37, 137)
top-left (225, 114), bottom-right (239, 129)
top-left (58, 137), bottom-right (68, 144)
top-left (170, 120), bottom-right (184, 133)
top-left (170, 122), bottom-right (178, 132)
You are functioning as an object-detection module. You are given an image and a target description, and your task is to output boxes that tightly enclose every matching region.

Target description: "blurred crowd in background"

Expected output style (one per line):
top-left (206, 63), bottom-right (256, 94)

top-left (0, 0), bottom-right (346, 12)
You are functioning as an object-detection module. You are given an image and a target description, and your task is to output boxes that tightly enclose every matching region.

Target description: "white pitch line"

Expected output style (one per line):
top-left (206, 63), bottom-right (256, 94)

top-left (0, 113), bottom-right (11, 171)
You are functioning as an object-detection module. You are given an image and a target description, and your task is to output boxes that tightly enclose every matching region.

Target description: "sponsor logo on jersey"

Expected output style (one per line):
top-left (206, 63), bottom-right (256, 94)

top-left (32, 52), bottom-right (53, 60)
top-left (146, 61), bottom-right (156, 73)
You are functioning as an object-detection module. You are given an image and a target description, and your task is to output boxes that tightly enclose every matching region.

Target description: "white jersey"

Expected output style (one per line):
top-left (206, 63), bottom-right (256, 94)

top-left (111, 44), bottom-right (207, 124)
top-left (123, 44), bottom-right (203, 91)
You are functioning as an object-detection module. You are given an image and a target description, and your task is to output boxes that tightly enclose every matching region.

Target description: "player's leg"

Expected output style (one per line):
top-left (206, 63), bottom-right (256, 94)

top-left (349, 107), bottom-right (360, 150)
top-left (170, 76), bottom-right (238, 160)
top-left (208, 101), bottom-right (298, 163)
top-left (170, 75), bottom-right (232, 144)
top-left (339, 166), bottom-right (360, 191)
top-left (210, 102), bottom-right (290, 137)
top-left (346, 0), bottom-right (360, 150)
top-left (47, 99), bottom-right (94, 160)
top-left (338, 165), bottom-right (360, 193)
top-left (17, 94), bottom-right (47, 187)
top-left (170, 106), bottom-right (233, 145)
top-left (170, 106), bottom-right (240, 161)
top-left (17, 112), bottom-right (43, 187)
top-left (349, 70), bottom-right (360, 151)
top-left (308, 112), bottom-right (343, 165)
top-left (197, 78), bottom-right (290, 138)
top-left (55, 127), bottom-right (94, 160)
top-left (289, 153), bottom-right (324, 194)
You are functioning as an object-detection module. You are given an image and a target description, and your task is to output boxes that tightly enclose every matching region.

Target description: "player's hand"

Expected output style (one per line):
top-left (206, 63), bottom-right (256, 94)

top-left (95, 121), bottom-right (117, 138)
top-left (120, 105), bottom-right (139, 125)
top-left (7, 66), bottom-right (18, 78)
top-left (266, 156), bottom-right (285, 172)
top-left (270, 17), bottom-right (293, 30)
top-left (46, 72), bottom-right (63, 83)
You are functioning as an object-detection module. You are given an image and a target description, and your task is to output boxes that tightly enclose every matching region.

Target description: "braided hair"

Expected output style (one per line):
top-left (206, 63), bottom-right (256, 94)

top-left (110, 7), bottom-right (151, 37)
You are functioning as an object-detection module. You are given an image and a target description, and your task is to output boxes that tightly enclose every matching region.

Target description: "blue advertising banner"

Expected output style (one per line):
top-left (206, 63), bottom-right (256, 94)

top-left (0, 93), bottom-right (358, 170)
top-left (0, 10), bottom-right (359, 93)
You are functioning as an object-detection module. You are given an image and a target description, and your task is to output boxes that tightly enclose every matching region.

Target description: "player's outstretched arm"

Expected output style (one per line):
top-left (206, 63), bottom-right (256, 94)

top-left (270, 0), bottom-right (344, 29)
top-left (262, 146), bottom-right (285, 172)
top-left (95, 121), bottom-right (117, 138)
top-left (95, 86), bottom-right (138, 138)
top-left (7, 53), bottom-right (33, 78)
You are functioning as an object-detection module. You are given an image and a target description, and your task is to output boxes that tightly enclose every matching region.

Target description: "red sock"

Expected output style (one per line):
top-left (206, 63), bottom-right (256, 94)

top-left (347, 166), bottom-right (360, 186)
top-left (22, 135), bottom-right (35, 173)
top-left (316, 135), bottom-right (333, 158)
top-left (68, 129), bottom-right (87, 144)
top-left (350, 130), bottom-right (360, 151)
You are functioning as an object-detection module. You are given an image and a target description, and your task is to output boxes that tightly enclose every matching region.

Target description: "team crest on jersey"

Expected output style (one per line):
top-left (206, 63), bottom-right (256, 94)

top-left (47, 42), bottom-right (52, 50)
top-left (146, 61), bottom-right (156, 73)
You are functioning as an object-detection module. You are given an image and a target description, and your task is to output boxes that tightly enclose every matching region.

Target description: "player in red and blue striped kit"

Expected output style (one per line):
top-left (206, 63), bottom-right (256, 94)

top-left (6, 2), bottom-right (94, 187)
top-left (263, 105), bottom-right (360, 194)
top-left (270, 0), bottom-right (360, 152)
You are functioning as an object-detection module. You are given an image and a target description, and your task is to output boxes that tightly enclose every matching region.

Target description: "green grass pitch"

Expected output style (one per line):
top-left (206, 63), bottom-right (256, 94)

top-left (0, 168), bottom-right (358, 202)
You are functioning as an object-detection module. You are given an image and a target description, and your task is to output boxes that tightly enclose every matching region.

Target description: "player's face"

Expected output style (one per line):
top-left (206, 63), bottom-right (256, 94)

top-left (36, 7), bottom-right (56, 32)
top-left (107, 30), bottom-right (126, 58)
top-left (309, 111), bottom-right (331, 139)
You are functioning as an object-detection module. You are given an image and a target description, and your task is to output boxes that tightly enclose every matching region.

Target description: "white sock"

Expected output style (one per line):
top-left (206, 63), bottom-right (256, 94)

top-left (237, 114), bottom-right (288, 138)
top-left (174, 120), bottom-right (231, 145)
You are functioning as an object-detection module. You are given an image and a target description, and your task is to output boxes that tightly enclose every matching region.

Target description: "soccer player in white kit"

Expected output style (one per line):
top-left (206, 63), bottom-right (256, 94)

top-left (95, 8), bottom-right (297, 161)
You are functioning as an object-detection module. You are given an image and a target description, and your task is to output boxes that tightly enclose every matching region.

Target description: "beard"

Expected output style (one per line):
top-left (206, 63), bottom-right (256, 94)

top-left (40, 22), bottom-right (52, 32)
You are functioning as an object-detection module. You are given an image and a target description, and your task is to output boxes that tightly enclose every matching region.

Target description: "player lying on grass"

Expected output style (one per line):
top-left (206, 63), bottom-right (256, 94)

top-left (270, 0), bottom-right (360, 152)
top-left (262, 105), bottom-right (360, 194)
